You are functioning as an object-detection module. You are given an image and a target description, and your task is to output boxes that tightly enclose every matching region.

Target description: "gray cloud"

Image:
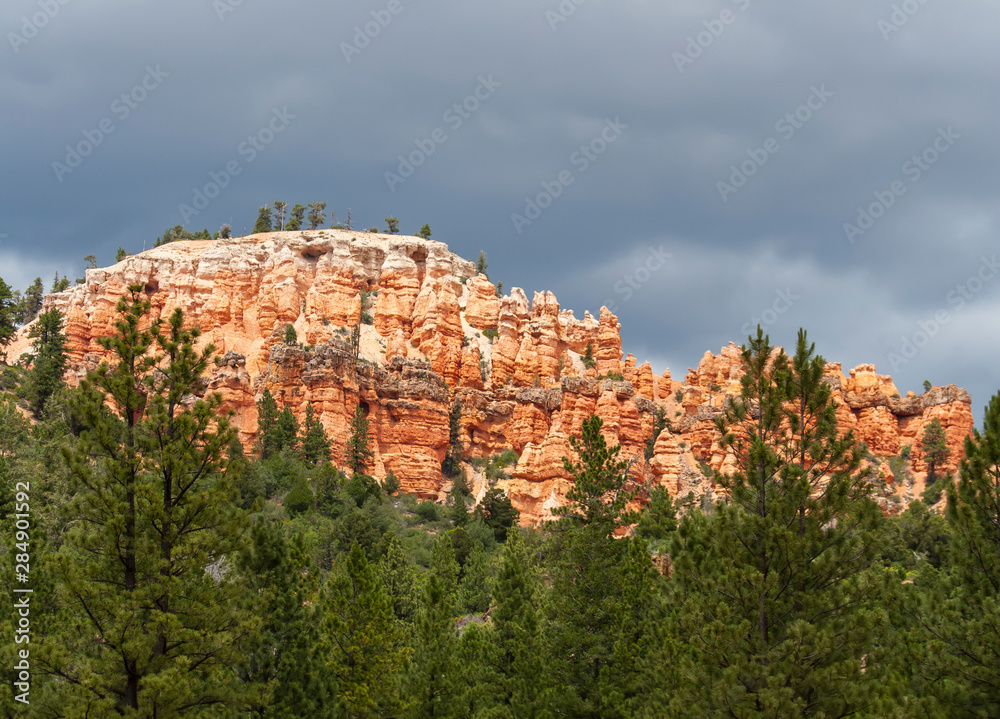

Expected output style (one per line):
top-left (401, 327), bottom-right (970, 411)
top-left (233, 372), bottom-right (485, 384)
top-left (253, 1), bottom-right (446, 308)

top-left (2, 0), bottom-right (998, 420)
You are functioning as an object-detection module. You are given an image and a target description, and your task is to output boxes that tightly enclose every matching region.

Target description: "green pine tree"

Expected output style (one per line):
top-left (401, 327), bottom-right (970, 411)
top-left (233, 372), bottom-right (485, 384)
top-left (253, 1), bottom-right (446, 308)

top-left (377, 531), bottom-right (419, 623)
top-left (275, 405), bottom-right (300, 454)
top-left (308, 202), bottom-right (327, 230)
top-left (907, 390), bottom-right (1000, 716)
top-left (37, 288), bottom-right (254, 715)
top-left (25, 308), bottom-right (67, 419)
top-left (406, 573), bottom-right (463, 718)
top-left (323, 541), bottom-right (408, 717)
top-left (236, 520), bottom-right (333, 717)
top-left (300, 403), bottom-right (331, 466)
top-left (254, 204), bottom-right (273, 233)
top-left (0, 278), bottom-right (16, 348)
top-left (442, 398), bottom-right (463, 477)
top-left (284, 204), bottom-right (306, 231)
top-left (458, 542), bottom-right (491, 614)
top-left (669, 327), bottom-right (887, 717)
top-left (582, 341), bottom-right (596, 370)
top-left (431, 533), bottom-right (461, 600)
top-left (921, 417), bottom-right (950, 485)
top-left (254, 389), bottom-right (281, 459)
top-left (543, 414), bottom-right (655, 718)
top-left (347, 404), bottom-right (374, 476)
top-left (470, 530), bottom-right (549, 717)
top-left (20, 276), bottom-right (44, 324)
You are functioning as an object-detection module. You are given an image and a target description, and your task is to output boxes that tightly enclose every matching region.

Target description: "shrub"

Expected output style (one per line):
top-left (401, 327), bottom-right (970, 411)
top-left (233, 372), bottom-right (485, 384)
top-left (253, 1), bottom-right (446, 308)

top-left (483, 328), bottom-right (498, 341)
top-left (283, 477), bottom-right (314, 517)
top-left (416, 500), bottom-right (440, 523)
top-left (383, 469), bottom-right (400, 496)
top-left (675, 389), bottom-right (683, 402)
top-left (901, 444), bottom-right (912, 460)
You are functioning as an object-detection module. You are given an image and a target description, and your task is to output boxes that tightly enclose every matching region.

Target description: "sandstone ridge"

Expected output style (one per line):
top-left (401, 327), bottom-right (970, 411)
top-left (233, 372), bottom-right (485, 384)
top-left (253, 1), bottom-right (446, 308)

top-left (5, 231), bottom-right (975, 522)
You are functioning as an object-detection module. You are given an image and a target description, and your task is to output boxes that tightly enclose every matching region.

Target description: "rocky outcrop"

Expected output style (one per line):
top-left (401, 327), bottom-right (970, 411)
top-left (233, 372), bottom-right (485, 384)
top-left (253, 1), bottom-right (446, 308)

top-left (4, 233), bottom-right (977, 522)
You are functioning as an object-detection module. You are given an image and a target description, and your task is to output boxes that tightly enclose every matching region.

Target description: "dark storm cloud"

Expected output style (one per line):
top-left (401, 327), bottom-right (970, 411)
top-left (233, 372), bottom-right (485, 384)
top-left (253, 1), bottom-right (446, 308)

top-left (2, 0), bottom-right (998, 419)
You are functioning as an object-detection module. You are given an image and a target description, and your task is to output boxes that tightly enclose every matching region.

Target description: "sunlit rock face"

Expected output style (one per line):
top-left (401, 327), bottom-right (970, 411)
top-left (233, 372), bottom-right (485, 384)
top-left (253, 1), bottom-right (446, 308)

top-left (7, 233), bottom-right (974, 522)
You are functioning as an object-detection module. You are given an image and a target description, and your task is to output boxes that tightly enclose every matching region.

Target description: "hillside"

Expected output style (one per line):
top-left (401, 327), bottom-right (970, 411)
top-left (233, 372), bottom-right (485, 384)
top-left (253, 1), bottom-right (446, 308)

top-left (5, 230), bottom-right (974, 521)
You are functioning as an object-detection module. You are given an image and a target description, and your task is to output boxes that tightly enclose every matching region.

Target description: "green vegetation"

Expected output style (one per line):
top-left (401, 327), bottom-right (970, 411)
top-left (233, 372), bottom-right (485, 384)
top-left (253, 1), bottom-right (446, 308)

top-left (155, 224), bottom-right (211, 246)
top-left (582, 340), bottom-right (597, 370)
top-left (416, 223), bottom-right (432, 239)
top-left (922, 416), bottom-right (950, 484)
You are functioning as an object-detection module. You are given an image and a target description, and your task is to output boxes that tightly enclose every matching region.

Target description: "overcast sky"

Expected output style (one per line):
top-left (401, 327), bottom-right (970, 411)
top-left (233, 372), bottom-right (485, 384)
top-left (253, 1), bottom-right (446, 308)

top-left (2, 0), bottom-right (998, 424)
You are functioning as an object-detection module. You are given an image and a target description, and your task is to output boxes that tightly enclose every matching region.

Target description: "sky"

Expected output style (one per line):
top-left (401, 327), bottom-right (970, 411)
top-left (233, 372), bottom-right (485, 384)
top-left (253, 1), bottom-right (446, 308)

top-left (2, 0), bottom-right (998, 424)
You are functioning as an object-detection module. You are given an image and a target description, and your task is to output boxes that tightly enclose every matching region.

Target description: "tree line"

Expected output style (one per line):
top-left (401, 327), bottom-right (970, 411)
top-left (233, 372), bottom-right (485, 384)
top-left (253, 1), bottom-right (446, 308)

top-left (0, 289), bottom-right (998, 717)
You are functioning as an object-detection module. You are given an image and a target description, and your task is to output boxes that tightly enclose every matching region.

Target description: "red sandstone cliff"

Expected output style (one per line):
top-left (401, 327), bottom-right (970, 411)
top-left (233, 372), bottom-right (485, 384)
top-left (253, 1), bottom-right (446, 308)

top-left (4, 231), bottom-right (976, 522)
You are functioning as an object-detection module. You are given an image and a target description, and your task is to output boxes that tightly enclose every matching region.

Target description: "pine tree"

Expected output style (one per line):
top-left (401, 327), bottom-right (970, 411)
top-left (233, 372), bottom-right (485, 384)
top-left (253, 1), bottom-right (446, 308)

top-left (635, 484), bottom-right (677, 541)
top-left (385, 217), bottom-right (399, 234)
top-left (669, 327), bottom-right (887, 717)
top-left (323, 541), bottom-right (408, 717)
top-left (377, 531), bottom-right (419, 623)
top-left (346, 404), bottom-right (374, 476)
top-left (471, 530), bottom-right (549, 716)
top-left (644, 404), bottom-right (669, 460)
top-left (254, 204), bottom-right (273, 233)
top-left (284, 476), bottom-right (314, 516)
top-left (284, 323), bottom-right (297, 345)
top-left (448, 485), bottom-right (470, 527)
top-left (25, 308), bottom-right (67, 418)
top-left (921, 417), bottom-right (950, 484)
top-left (254, 389), bottom-right (281, 459)
top-left (431, 533), bottom-right (461, 600)
top-left (908, 390), bottom-right (1000, 715)
top-left (406, 573), bottom-right (462, 718)
top-left (308, 202), bottom-right (327, 230)
top-left (300, 403), bottom-right (331, 466)
top-left (475, 251), bottom-right (489, 278)
top-left (274, 405), bottom-right (300, 453)
top-left (0, 278), bottom-right (17, 348)
top-left (21, 276), bottom-right (44, 324)
top-left (273, 200), bottom-right (287, 231)
top-left (477, 488), bottom-right (519, 542)
top-left (285, 204), bottom-right (306, 231)
top-left (543, 414), bottom-right (653, 718)
top-left (416, 224), bottom-right (432, 240)
top-left (236, 520), bottom-right (333, 717)
top-left (442, 398), bottom-right (463, 477)
top-left (37, 287), bottom-right (254, 715)
top-left (582, 341), bottom-right (596, 370)
top-left (458, 542), bottom-right (491, 614)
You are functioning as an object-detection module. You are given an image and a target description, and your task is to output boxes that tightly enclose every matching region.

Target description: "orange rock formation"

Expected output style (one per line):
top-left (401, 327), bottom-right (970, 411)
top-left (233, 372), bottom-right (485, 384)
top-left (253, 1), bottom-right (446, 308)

top-left (4, 233), bottom-right (976, 522)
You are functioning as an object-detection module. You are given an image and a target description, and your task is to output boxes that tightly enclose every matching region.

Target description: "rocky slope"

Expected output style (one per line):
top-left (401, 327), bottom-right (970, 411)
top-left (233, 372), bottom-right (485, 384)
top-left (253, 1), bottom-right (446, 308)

top-left (5, 231), bottom-right (975, 522)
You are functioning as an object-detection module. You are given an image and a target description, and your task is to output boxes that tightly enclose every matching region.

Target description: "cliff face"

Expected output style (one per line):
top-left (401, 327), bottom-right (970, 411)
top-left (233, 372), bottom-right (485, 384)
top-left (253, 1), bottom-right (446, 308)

top-left (6, 231), bottom-right (975, 522)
